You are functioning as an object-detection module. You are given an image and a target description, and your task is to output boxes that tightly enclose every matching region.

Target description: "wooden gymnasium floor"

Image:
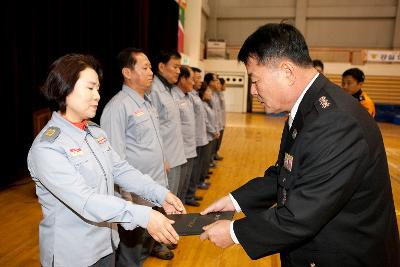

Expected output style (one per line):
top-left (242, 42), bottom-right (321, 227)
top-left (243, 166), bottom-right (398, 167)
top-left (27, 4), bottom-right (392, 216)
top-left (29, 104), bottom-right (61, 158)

top-left (0, 112), bottom-right (399, 267)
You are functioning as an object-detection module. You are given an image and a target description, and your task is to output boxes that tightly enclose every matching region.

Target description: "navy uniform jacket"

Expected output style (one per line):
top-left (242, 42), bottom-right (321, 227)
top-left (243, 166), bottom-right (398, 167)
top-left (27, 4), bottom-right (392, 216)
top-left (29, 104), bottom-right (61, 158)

top-left (231, 75), bottom-right (399, 267)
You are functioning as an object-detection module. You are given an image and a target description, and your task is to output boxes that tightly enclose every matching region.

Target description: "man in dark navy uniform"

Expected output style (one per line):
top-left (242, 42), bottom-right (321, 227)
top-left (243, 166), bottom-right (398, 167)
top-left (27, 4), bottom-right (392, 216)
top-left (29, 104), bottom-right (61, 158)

top-left (200, 23), bottom-right (399, 267)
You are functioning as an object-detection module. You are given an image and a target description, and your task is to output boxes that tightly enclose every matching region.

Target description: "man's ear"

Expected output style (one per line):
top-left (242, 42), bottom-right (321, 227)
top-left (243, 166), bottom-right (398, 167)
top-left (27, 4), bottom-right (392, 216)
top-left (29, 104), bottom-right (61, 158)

top-left (158, 62), bottom-right (165, 74)
top-left (281, 61), bottom-right (295, 86)
top-left (122, 67), bottom-right (131, 79)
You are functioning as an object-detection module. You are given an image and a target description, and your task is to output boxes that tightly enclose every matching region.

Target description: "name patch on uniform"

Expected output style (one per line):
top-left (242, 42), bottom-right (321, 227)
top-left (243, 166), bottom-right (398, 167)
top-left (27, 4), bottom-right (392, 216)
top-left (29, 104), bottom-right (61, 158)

top-left (97, 136), bottom-right (107, 144)
top-left (179, 100), bottom-right (187, 107)
top-left (284, 153), bottom-right (293, 172)
top-left (70, 148), bottom-right (83, 157)
top-left (134, 109), bottom-right (145, 117)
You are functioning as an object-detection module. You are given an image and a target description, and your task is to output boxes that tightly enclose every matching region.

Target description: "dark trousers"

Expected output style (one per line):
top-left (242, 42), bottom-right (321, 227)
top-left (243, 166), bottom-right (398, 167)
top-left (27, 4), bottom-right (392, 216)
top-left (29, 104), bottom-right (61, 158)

top-left (177, 157), bottom-right (195, 201)
top-left (216, 128), bottom-right (224, 153)
top-left (200, 141), bottom-right (213, 183)
top-left (186, 145), bottom-right (207, 200)
top-left (90, 252), bottom-right (116, 267)
top-left (116, 226), bottom-right (154, 267)
top-left (210, 138), bottom-right (219, 164)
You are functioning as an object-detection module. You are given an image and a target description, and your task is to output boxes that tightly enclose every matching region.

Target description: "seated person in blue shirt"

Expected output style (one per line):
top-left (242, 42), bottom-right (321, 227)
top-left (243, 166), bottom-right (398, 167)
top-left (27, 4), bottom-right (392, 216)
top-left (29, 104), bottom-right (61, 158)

top-left (27, 53), bottom-right (185, 267)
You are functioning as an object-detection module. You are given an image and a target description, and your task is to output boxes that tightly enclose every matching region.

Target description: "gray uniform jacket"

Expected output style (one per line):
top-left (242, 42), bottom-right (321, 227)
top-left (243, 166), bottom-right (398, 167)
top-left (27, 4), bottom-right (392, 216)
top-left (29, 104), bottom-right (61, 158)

top-left (100, 86), bottom-right (168, 189)
top-left (189, 91), bottom-right (208, 147)
top-left (211, 90), bottom-right (223, 131)
top-left (171, 86), bottom-right (197, 159)
top-left (149, 75), bottom-right (186, 168)
top-left (218, 91), bottom-right (226, 128)
top-left (202, 101), bottom-right (218, 141)
top-left (27, 112), bottom-right (168, 267)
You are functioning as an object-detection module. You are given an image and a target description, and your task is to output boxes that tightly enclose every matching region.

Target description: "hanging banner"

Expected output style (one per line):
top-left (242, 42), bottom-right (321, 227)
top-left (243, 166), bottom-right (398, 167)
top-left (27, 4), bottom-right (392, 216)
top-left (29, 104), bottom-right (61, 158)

top-left (176, 0), bottom-right (187, 53)
top-left (365, 50), bottom-right (400, 63)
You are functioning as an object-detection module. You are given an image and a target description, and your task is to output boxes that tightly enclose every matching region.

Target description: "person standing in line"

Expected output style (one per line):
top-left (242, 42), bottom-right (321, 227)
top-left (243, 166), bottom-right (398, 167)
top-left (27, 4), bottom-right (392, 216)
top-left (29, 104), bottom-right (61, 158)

top-left (148, 50), bottom-right (187, 259)
top-left (342, 68), bottom-right (376, 117)
top-left (200, 23), bottom-right (399, 266)
top-left (171, 65), bottom-right (198, 205)
top-left (215, 77), bottom-right (226, 161)
top-left (185, 66), bottom-right (210, 205)
top-left (28, 53), bottom-right (184, 267)
top-left (101, 48), bottom-right (177, 266)
top-left (204, 73), bottom-right (222, 169)
top-left (198, 83), bottom-right (220, 190)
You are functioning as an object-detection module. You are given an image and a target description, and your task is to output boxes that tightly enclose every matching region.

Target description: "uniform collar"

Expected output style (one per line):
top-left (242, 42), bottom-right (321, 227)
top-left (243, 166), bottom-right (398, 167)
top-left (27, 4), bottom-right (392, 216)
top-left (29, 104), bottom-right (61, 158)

top-left (289, 73), bottom-right (319, 128)
top-left (155, 73), bottom-right (174, 90)
top-left (289, 74), bottom-right (331, 134)
top-left (173, 85), bottom-right (186, 98)
top-left (352, 89), bottom-right (363, 100)
top-left (51, 111), bottom-right (88, 142)
top-left (122, 85), bottom-right (152, 107)
top-left (296, 74), bottom-right (330, 122)
top-left (282, 74), bottom-right (330, 155)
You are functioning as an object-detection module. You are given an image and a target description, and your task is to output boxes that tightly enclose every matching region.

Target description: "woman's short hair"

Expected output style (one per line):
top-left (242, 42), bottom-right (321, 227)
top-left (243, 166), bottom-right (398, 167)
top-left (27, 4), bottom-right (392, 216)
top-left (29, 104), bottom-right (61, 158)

top-left (41, 53), bottom-right (102, 112)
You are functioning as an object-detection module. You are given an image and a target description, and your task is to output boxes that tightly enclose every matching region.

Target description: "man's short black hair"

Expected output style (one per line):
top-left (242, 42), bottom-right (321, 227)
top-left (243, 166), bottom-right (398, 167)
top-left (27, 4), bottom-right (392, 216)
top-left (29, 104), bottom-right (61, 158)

top-left (312, 59), bottom-right (324, 70)
top-left (191, 67), bottom-right (202, 73)
top-left (238, 23), bottom-right (312, 67)
top-left (204, 73), bottom-right (216, 85)
top-left (178, 65), bottom-right (192, 82)
top-left (342, 68), bottom-right (365, 83)
top-left (117, 47), bottom-right (143, 71)
top-left (153, 50), bottom-right (181, 71)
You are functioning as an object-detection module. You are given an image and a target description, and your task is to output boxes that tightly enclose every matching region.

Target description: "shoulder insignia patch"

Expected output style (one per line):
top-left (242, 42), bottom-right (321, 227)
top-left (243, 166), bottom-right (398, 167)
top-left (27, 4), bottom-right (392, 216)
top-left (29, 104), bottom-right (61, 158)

top-left (314, 94), bottom-right (336, 114)
top-left (87, 121), bottom-right (100, 128)
top-left (40, 126), bottom-right (60, 143)
top-left (318, 96), bottom-right (330, 109)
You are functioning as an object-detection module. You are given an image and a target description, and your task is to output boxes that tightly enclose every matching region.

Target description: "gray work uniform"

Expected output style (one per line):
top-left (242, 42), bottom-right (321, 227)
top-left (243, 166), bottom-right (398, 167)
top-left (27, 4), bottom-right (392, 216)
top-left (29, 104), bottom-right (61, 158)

top-left (171, 86), bottom-right (197, 200)
top-left (149, 75), bottom-right (186, 168)
top-left (171, 86), bottom-right (197, 159)
top-left (211, 90), bottom-right (223, 131)
top-left (186, 91), bottom-right (209, 201)
top-left (27, 112), bottom-right (168, 267)
top-left (101, 85), bottom-right (168, 267)
top-left (218, 91), bottom-right (226, 128)
top-left (203, 101), bottom-right (218, 142)
top-left (189, 90), bottom-right (208, 147)
top-left (100, 85), bottom-right (168, 191)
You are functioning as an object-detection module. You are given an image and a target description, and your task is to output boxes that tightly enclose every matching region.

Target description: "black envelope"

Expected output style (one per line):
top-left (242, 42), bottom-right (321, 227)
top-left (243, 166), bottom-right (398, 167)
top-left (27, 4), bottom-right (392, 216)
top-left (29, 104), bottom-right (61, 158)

top-left (167, 211), bottom-right (235, 236)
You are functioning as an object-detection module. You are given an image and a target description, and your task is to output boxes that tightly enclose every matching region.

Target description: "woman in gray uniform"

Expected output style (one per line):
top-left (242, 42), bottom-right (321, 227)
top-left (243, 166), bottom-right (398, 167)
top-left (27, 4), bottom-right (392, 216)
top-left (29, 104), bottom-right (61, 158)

top-left (27, 54), bottom-right (185, 267)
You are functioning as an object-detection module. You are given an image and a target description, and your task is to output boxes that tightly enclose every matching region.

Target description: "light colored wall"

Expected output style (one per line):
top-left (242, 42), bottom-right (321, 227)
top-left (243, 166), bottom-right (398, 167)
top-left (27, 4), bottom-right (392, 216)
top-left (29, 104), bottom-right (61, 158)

top-left (207, 0), bottom-right (400, 49)
top-left (306, 19), bottom-right (395, 48)
top-left (325, 62), bottom-right (400, 76)
top-left (217, 19), bottom-right (282, 46)
top-left (184, 0), bottom-right (202, 67)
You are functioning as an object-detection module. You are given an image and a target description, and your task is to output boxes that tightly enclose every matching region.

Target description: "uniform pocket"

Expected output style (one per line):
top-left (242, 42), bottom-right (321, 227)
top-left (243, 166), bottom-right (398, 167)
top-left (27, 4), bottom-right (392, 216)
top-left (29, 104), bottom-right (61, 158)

top-left (133, 114), bottom-right (152, 144)
top-left (69, 154), bottom-right (90, 169)
top-left (69, 154), bottom-right (100, 188)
